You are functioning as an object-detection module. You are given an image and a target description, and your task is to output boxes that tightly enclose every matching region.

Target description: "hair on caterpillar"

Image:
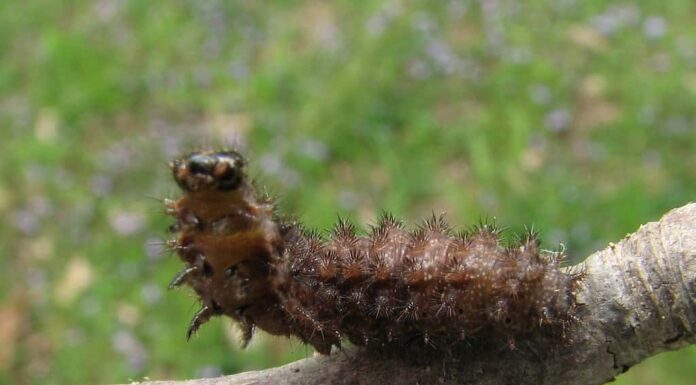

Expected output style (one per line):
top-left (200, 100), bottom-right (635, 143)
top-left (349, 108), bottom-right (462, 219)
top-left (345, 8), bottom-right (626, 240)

top-left (165, 149), bottom-right (584, 355)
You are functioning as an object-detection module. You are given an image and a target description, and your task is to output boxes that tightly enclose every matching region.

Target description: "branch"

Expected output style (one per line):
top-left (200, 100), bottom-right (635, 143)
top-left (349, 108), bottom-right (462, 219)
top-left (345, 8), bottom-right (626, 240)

top-left (129, 203), bottom-right (696, 385)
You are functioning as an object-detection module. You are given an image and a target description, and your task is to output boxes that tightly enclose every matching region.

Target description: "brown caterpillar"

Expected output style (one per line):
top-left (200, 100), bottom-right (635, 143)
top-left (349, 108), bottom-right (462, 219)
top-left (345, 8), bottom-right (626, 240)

top-left (165, 150), bottom-right (583, 354)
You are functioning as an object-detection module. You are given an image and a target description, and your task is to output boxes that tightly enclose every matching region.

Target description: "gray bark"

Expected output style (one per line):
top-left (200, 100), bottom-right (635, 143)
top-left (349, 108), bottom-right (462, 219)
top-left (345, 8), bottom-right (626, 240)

top-left (127, 203), bottom-right (696, 385)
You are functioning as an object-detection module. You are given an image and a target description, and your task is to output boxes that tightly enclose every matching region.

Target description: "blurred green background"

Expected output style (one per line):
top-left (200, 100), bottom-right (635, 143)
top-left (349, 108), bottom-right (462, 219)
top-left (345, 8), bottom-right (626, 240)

top-left (1, 1), bottom-right (695, 384)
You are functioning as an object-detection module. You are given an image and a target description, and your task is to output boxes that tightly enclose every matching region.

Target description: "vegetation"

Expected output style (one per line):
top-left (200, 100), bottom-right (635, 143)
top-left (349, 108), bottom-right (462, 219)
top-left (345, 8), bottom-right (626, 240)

top-left (0, 1), bottom-right (694, 384)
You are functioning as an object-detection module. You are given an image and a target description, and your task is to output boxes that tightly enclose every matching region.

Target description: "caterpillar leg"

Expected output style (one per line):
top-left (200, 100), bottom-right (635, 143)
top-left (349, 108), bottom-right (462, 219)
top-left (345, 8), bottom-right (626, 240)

top-left (187, 305), bottom-right (214, 340)
top-left (239, 320), bottom-right (255, 348)
top-left (169, 266), bottom-right (199, 289)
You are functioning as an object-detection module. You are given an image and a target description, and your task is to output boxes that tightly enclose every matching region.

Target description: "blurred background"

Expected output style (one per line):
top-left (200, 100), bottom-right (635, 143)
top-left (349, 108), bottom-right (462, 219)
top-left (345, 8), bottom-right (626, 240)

top-left (1, 1), bottom-right (695, 384)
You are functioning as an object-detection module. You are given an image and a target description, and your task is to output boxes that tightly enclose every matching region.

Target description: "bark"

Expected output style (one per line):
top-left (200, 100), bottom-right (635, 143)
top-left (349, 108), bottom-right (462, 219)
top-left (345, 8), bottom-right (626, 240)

top-left (127, 203), bottom-right (696, 385)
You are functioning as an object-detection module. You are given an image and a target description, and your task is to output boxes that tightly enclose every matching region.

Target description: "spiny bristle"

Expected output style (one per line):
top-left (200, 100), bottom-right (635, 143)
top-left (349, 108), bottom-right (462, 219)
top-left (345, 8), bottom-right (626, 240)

top-left (520, 225), bottom-right (541, 246)
top-left (257, 187), bottom-right (276, 205)
top-left (471, 217), bottom-right (503, 236)
top-left (370, 211), bottom-right (402, 243)
top-left (377, 211), bottom-right (403, 229)
top-left (331, 217), bottom-right (357, 244)
top-left (424, 212), bottom-right (451, 234)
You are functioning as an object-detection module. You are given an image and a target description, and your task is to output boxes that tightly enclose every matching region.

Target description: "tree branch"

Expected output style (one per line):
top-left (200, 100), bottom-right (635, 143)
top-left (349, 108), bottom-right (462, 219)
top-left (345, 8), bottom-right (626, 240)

top-left (129, 203), bottom-right (696, 385)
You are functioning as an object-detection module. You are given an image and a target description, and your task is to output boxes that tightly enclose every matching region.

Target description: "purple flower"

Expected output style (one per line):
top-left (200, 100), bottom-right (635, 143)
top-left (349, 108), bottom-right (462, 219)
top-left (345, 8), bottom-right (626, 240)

top-left (544, 109), bottom-right (571, 132)
top-left (643, 16), bottom-right (667, 39)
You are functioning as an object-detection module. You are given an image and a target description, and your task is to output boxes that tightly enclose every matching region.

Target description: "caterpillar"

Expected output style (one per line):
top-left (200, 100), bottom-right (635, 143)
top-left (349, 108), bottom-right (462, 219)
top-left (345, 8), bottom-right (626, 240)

top-left (165, 150), bottom-right (583, 354)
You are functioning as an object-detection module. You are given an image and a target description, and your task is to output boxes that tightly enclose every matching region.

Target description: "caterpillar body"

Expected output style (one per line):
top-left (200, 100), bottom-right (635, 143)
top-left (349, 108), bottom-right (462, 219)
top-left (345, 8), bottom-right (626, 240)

top-left (165, 150), bottom-right (583, 354)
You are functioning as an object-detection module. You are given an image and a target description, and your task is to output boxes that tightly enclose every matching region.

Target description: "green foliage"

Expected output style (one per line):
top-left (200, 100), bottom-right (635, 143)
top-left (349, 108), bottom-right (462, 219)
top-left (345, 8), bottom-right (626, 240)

top-left (0, 1), bottom-right (694, 384)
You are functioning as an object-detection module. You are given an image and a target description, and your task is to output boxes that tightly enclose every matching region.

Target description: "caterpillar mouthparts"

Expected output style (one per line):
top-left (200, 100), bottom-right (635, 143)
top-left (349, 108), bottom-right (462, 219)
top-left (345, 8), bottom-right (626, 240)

top-left (165, 150), bottom-right (583, 354)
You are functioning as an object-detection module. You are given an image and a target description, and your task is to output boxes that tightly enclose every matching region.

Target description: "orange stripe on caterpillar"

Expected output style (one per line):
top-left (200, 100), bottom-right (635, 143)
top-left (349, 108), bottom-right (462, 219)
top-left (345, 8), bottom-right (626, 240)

top-left (166, 150), bottom-right (584, 354)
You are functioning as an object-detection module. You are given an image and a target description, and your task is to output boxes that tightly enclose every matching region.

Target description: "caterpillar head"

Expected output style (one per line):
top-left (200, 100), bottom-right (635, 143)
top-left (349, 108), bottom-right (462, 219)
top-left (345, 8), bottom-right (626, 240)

top-left (172, 150), bottom-right (246, 192)
top-left (168, 149), bottom-right (285, 343)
